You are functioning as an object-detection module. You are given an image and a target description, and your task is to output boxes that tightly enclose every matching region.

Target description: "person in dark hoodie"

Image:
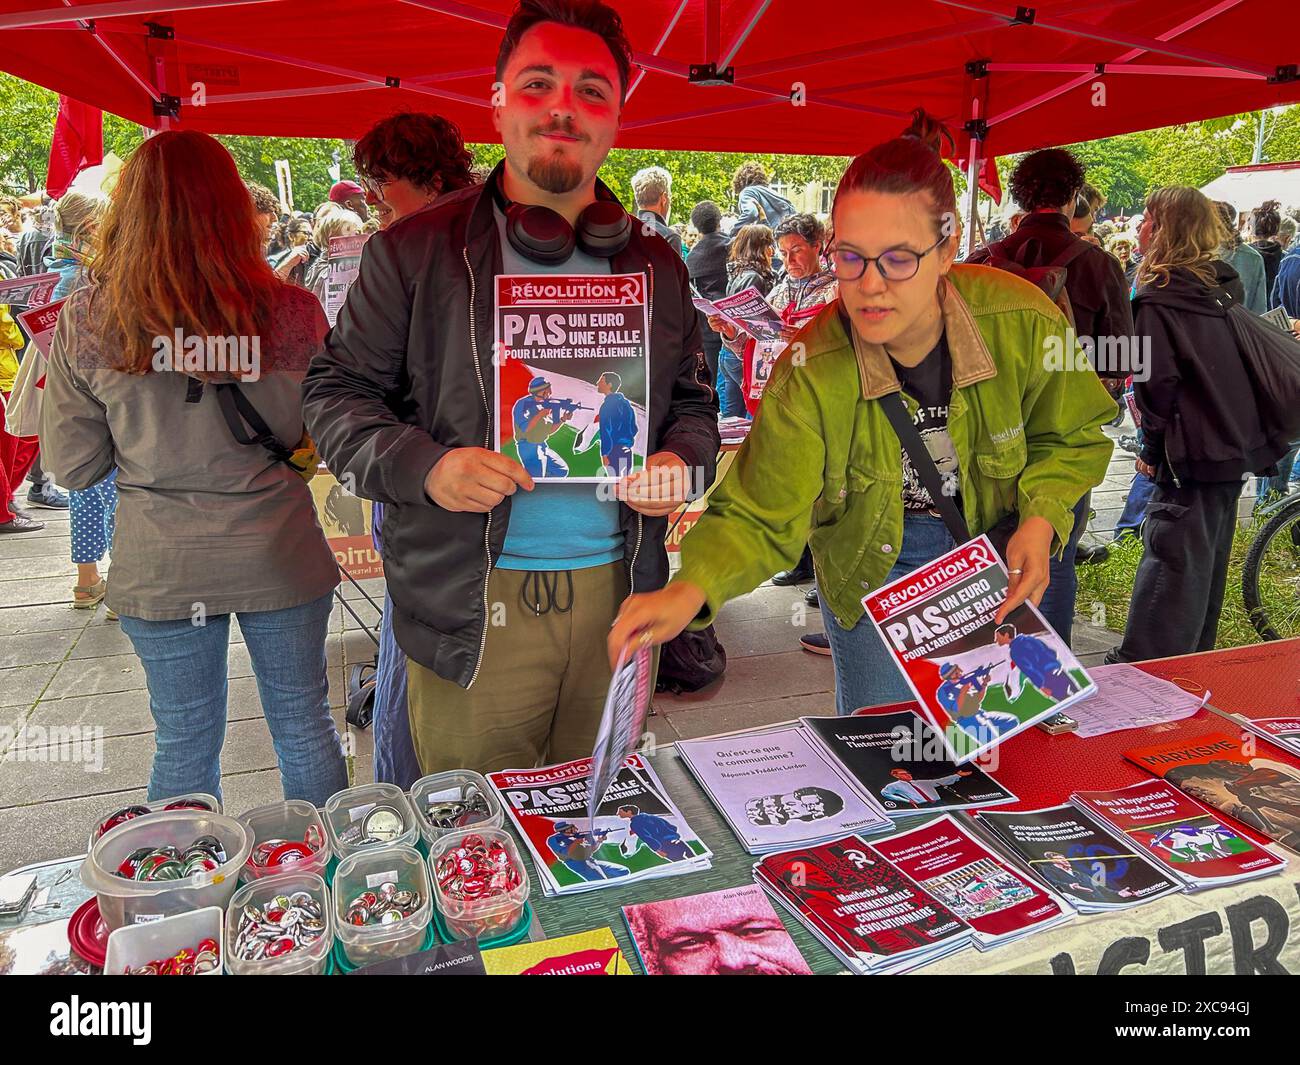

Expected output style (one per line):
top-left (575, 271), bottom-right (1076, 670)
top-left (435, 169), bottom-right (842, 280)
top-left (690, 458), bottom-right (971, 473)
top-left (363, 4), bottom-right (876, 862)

top-left (686, 200), bottom-right (729, 384)
top-left (1106, 187), bottom-right (1290, 663)
top-left (1249, 200), bottom-right (1286, 297)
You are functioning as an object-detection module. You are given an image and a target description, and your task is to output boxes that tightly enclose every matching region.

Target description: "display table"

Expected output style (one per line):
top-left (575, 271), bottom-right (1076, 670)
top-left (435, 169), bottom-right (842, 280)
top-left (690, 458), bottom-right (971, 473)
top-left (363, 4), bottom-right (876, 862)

top-left (4, 639), bottom-right (1298, 976)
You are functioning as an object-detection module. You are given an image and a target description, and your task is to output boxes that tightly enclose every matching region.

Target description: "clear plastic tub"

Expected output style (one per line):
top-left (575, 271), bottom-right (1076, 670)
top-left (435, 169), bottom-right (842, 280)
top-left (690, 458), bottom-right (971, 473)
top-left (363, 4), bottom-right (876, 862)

top-left (224, 871), bottom-right (333, 976)
top-left (322, 783), bottom-right (420, 860)
top-left (409, 770), bottom-right (503, 847)
top-left (88, 792), bottom-right (222, 851)
top-left (80, 810), bottom-right (253, 932)
top-left (237, 799), bottom-right (331, 882)
top-left (333, 844), bottom-right (431, 966)
top-left (428, 827), bottom-right (530, 942)
top-left (104, 906), bottom-right (223, 976)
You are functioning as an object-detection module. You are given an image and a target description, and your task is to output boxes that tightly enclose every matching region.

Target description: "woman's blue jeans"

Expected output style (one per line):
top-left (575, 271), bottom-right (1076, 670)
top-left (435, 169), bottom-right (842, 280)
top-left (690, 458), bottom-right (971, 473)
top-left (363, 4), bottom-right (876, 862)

top-left (119, 590), bottom-right (349, 806)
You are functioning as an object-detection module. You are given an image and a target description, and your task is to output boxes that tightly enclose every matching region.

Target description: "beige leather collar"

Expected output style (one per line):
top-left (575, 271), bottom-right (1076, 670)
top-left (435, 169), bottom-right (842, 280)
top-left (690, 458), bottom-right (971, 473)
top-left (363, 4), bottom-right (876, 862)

top-left (847, 275), bottom-right (999, 400)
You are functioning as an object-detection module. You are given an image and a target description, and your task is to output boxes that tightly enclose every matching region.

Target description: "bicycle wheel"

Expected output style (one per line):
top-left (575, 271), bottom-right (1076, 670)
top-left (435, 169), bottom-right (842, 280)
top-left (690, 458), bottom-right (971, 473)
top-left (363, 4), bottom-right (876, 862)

top-left (1243, 496), bottom-right (1300, 641)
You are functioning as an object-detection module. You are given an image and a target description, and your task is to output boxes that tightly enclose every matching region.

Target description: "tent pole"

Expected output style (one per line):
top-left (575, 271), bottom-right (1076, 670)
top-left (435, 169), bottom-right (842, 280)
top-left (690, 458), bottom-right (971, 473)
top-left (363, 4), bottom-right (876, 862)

top-left (962, 133), bottom-right (982, 258)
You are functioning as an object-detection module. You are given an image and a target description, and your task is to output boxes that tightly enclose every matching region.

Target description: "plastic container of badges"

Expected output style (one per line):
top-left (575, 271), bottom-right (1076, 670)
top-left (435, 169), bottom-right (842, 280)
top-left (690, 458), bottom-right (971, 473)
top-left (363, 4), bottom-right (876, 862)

top-left (428, 827), bottom-right (530, 943)
top-left (80, 810), bottom-right (253, 933)
top-left (322, 783), bottom-right (420, 862)
top-left (88, 792), bottom-right (222, 852)
top-left (224, 872), bottom-right (333, 976)
top-left (333, 844), bottom-right (432, 967)
top-left (409, 770), bottom-right (503, 848)
top-left (104, 906), bottom-right (224, 976)
top-left (237, 799), bottom-right (331, 883)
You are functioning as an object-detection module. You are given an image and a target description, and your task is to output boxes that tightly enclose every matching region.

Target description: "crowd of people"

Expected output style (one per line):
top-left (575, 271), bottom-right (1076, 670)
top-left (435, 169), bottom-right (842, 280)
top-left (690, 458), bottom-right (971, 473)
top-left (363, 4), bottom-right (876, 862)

top-left (1, 0), bottom-right (1296, 811)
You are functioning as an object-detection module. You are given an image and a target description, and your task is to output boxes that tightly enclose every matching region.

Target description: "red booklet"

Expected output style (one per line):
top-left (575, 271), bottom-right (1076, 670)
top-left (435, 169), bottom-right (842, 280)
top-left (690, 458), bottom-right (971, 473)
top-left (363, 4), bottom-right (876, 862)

top-left (867, 814), bottom-right (1074, 949)
top-left (1124, 731), bottom-right (1300, 852)
top-left (1072, 780), bottom-right (1286, 887)
top-left (754, 835), bottom-right (971, 973)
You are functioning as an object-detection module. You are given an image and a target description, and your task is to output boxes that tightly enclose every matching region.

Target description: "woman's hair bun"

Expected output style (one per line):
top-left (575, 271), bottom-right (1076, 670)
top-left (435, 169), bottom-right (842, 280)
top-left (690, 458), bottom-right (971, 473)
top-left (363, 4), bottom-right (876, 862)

top-left (900, 108), bottom-right (954, 157)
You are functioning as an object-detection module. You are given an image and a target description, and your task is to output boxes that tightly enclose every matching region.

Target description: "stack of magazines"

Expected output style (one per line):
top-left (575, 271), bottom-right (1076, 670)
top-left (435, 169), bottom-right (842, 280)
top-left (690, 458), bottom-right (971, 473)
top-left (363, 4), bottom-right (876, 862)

top-left (1071, 781), bottom-right (1287, 892)
top-left (489, 754), bottom-right (712, 896)
top-left (676, 711), bottom-right (1017, 854)
top-left (754, 835), bottom-right (974, 975)
top-left (675, 724), bottom-right (893, 853)
top-left (868, 814), bottom-right (1076, 951)
top-left (974, 804), bottom-right (1184, 912)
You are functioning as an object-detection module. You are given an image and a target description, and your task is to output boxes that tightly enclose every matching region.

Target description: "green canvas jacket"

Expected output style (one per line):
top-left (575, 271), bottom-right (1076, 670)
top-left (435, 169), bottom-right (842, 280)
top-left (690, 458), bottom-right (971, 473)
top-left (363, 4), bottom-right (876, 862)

top-left (675, 263), bottom-right (1118, 630)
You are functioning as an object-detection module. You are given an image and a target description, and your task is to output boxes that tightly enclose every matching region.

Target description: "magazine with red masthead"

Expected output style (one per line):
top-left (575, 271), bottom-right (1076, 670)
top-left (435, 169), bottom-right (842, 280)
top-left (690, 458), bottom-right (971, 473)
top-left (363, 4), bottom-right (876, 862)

top-left (862, 535), bottom-right (1095, 764)
top-left (868, 814), bottom-right (1075, 950)
top-left (1071, 780), bottom-right (1287, 890)
top-left (754, 835), bottom-right (973, 975)
top-left (1124, 731), bottom-right (1300, 852)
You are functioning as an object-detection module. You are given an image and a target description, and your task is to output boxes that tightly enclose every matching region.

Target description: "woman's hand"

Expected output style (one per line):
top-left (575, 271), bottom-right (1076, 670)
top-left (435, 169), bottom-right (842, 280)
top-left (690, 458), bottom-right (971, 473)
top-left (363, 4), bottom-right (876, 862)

top-left (1135, 457), bottom-right (1157, 479)
top-left (608, 582), bottom-right (707, 670)
top-left (995, 515), bottom-right (1055, 623)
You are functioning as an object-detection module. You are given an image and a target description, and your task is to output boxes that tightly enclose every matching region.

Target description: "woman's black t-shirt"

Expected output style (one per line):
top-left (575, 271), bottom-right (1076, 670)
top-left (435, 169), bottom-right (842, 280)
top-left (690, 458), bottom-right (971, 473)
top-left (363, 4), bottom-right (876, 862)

top-left (890, 334), bottom-right (960, 510)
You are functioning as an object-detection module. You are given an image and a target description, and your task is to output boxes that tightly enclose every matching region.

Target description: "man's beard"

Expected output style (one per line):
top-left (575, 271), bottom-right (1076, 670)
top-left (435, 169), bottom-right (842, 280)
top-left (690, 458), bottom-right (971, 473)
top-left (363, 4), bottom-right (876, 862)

top-left (527, 152), bottom-right (584, 195)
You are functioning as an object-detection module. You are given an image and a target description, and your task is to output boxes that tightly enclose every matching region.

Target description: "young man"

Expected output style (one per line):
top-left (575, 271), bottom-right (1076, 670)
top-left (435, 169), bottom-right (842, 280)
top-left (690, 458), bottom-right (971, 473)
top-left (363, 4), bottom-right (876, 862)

top-left (303, 0), bottom-right (718, 775)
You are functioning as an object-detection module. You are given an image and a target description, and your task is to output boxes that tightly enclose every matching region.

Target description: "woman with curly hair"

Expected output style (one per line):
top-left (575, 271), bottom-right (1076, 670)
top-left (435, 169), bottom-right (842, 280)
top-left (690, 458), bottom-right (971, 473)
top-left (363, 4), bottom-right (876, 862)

top-left (1249, 199), bottom-right (1286, 296)
top-left (1106, 187), bottom-right (1291, 663)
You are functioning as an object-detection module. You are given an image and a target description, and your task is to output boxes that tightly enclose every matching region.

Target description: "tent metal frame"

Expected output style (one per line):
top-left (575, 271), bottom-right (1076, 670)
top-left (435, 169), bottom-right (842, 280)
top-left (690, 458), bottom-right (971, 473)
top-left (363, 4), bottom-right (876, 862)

top-left (7, 0), bottom-right (1295, 236)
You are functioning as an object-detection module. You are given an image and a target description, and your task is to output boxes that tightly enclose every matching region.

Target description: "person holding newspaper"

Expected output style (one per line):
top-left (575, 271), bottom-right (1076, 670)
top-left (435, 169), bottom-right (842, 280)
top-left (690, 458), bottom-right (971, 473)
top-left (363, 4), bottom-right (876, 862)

top-left (609, 110), bottom-right (1114, 715)
top-left (303, 0), bottom-right (718, 774)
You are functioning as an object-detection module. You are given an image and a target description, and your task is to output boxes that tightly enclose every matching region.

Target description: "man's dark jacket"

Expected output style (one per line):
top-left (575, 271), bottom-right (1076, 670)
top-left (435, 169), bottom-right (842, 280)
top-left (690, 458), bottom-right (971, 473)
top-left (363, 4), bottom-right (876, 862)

top-left (687, 231), bottom-right (729, 302)
top-left (1133, 261), bottom-right (1287, 484)
top-left (302, 169), bottom-right (719, 687)
top-left (968, 211), bottom-right (1134, 375)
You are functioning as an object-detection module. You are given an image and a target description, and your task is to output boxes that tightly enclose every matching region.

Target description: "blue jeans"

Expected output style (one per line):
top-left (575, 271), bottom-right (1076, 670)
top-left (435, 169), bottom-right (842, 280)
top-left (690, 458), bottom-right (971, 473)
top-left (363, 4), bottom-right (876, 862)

top-left (70, 471), bottom-right (118, 564)
top-left (819, 513), bottom-right (956, 716)
top-left (119, 591), bottom-right (348, 806)
top-left (1115, 471), bottom-right (1156, 539)
top-left (718, 351), bottom-right (747, 419)
top-left (374, 590), bottom-right (421, 789)
top-left (1037, 492), bottom-right (1088, 645)
top-left (1257, 443), bottom-right (1299, 501)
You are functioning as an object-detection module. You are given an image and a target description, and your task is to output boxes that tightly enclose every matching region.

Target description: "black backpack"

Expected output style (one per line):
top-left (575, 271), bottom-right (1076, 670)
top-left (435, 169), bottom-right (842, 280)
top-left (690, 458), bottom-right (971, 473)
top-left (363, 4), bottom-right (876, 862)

top-left (655, 626), bottom-right (727, 695)
top-left (1224, 303), bottom-right (1300, 442)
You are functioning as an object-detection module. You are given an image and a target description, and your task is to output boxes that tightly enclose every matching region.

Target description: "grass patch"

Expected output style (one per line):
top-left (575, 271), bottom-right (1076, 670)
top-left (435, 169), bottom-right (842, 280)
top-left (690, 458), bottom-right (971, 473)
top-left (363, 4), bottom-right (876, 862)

top-left (1075, 526), bottom-right (1263, 650)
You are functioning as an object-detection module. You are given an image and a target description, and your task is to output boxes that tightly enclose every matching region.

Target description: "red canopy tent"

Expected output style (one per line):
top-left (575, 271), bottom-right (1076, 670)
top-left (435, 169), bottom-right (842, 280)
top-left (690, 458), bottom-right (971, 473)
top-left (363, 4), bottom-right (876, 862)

top-left (3, 0), bottom-right (1300, 230)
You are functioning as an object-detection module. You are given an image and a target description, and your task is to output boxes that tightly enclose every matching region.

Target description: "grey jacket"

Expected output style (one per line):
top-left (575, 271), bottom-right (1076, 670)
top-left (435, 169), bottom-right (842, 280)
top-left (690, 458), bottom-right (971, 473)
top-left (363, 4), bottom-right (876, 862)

top-left (40, 283), bottom-right (339, 620)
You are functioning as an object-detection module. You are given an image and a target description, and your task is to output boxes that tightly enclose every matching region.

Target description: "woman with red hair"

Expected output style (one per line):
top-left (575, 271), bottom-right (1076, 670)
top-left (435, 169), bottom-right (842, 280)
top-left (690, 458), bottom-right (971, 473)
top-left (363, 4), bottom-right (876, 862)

top-left (40, 130), bottom-right (348, 805)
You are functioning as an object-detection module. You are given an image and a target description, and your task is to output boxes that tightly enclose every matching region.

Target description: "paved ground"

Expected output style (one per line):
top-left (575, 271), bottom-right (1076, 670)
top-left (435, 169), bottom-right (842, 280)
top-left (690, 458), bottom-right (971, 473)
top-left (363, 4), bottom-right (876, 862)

top-left (2, 414), bottom-right (1208, 871)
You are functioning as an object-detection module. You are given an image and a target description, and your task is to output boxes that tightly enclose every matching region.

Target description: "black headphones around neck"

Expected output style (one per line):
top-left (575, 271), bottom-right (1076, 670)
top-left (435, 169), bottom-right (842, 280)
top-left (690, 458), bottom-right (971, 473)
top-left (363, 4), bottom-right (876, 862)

top-left (489, 166), bottom-right (631, 265)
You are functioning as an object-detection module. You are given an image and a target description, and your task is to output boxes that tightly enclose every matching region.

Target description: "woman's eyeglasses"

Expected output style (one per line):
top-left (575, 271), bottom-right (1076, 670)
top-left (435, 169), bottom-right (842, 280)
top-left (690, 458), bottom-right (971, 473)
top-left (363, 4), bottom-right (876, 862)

top-left (828, 235), bottom-right (948, 282)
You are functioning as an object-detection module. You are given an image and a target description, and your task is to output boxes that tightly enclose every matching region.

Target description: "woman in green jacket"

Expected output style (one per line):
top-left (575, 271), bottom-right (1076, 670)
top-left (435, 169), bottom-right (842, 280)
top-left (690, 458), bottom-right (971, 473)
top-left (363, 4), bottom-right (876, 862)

top-left (609, 112), bottom-right (1116, 715)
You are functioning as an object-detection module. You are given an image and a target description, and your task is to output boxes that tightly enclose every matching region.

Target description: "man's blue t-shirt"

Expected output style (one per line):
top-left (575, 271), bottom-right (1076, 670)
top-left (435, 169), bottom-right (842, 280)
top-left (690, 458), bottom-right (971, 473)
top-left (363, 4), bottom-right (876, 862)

top-left (494, 206), bottom-right (623, 572)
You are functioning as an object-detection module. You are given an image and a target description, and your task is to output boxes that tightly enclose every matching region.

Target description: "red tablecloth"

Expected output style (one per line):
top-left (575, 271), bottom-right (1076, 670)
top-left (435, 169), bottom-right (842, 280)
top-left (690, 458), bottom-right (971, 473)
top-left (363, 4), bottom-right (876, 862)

top-left (855, 638), bottom-right (1300, 843)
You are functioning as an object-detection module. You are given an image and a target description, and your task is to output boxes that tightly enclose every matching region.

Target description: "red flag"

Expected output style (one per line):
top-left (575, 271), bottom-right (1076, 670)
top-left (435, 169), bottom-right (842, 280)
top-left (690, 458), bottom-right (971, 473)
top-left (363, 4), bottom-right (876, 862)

top-left (46, 95), bottom-right (103, 200)
top-left (978, 157), bottom-right (1002, 206)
